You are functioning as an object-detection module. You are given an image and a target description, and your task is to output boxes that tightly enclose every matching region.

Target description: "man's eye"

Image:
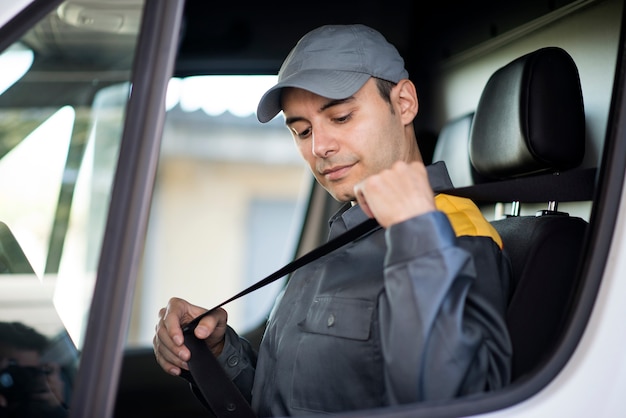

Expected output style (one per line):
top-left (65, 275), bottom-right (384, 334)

top-left (289, 127), bottom-right (312, 139)
top-left (292, 127), bottom-right (311, 139)
top-left (334, 113), bottom-right (352, 123)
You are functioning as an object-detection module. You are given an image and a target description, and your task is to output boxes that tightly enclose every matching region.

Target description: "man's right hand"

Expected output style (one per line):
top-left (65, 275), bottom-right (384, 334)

top-left (153, 297), bottom-right (228, 376)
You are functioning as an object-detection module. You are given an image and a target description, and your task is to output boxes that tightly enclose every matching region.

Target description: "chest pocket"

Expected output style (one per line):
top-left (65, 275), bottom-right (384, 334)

top-left (298, 296), bottom-right (375, 341)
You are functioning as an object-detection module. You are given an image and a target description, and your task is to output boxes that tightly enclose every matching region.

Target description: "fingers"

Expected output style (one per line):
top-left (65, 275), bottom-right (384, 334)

top-left (195, 307), bottom-right (228, 355)
top-left (153, 298), bottom-right (229, 376)
top-left (354, 161), bottom-right (436, 228)
top-left (153, 297), bottom-right (205, 375)
top-left (154, 307), bottom-right (189, 376)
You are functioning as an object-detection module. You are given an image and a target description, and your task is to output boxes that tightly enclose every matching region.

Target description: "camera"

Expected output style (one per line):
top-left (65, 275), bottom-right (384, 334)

top-left (0, 364), bottom-right (49, 404)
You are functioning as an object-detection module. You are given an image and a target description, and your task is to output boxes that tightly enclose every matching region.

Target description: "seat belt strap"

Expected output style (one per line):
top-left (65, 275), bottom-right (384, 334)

top-left (183, 217), bottom-right (380, 331)
top-left (452, 167), bottom-right (597, 203)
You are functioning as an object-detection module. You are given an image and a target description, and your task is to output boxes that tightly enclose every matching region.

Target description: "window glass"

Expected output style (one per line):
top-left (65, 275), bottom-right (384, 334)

top-left (0, 1), bottom-right (144, 414)
top-left (127, 75), bottom-right (310, 346)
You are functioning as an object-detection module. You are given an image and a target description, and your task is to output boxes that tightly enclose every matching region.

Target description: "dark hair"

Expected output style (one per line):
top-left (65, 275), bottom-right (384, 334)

top-left (375, 78), bottom-right (396, 113)
top-left (0, 321), bottom-right (49, 354)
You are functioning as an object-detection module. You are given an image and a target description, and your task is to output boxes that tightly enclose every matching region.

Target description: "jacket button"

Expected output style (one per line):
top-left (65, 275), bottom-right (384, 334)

top-left (327, 314), bottom-right (335, 327)
top-left (227, 355), bottom-right (239, 367)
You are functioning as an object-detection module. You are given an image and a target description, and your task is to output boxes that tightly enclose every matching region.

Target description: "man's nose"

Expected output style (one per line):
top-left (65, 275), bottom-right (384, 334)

top-left (311, 127), bottom-right (338, 158)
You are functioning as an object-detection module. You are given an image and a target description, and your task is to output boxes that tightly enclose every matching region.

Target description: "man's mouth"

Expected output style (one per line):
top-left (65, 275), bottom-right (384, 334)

top-left (321, 164), bottom-right (354, 181)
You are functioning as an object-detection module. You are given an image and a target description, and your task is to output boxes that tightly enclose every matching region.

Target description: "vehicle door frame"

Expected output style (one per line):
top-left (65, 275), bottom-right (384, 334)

top-left (36, 1), bottom-right (186, 417)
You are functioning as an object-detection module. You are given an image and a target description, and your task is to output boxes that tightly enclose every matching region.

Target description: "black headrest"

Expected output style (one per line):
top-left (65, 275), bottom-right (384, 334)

top-left (469, 47), bottom-right (585, 180)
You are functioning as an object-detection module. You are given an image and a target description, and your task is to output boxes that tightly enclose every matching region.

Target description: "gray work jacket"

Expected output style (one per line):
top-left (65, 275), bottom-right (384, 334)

top-left (213, 162), bottom-right (512, 417)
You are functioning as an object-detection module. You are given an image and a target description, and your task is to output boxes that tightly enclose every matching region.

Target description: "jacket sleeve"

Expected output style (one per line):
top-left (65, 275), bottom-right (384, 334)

top-left (214, 326), bottom-right (258, 404)
top-left (379, 210), bottom-right (512, 404)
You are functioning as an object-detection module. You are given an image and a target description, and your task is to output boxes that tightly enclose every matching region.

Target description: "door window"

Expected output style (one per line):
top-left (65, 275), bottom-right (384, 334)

top-left (0, 1), bottom-right (145, 413)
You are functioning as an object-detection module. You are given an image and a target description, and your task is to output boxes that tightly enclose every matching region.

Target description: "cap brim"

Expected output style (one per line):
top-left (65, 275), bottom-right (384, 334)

top-left (256, 70), bottom-right (371, 123)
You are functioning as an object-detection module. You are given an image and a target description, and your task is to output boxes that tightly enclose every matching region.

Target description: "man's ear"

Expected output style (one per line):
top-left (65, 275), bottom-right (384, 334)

top-left (394, 79), bottom-right (419, 124)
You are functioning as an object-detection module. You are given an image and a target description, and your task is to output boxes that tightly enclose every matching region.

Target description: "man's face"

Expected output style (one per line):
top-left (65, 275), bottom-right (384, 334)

top-left (282, 78), bottom-right (414, 202)
top-left (0, 344), bottom-right (39, 368)
top-left (0, 344), bottom-right (66, 408)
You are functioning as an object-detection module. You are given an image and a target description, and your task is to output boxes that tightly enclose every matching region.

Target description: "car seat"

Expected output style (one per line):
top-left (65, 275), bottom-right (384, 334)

top-left (439, 46), bottom-right (593, 382)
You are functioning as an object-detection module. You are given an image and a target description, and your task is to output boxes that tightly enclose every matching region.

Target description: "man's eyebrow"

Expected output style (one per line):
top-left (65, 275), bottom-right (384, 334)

top-left (285, 116), bottom-right (305, 126)
top-left (320, 97), bottom-right (354, 112)
top-left (284, 97), bottom-right (355, 126)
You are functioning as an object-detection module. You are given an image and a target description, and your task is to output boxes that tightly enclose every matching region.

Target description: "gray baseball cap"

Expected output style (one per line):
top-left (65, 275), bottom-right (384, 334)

top-left (256, 24), bottom-right (409, 123)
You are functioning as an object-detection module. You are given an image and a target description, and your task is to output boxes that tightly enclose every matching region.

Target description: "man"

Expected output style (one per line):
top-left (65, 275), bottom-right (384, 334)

top-left (154, 24), bottom-right (512, 416)
top-left (0, 322), bottom-right (68, 418)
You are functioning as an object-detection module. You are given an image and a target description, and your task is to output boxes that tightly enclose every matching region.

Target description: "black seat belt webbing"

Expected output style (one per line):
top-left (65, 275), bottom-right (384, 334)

top-left (452, 167), bottom-right (597, 203)
top-left (183, 217), bottom-right (380, 331)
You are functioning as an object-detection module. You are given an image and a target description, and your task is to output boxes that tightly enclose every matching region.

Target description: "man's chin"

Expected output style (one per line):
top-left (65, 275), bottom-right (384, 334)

top-left (322, 180), bottom-right (357, 203)
top-left (328, 190), bottom-right (356, 203)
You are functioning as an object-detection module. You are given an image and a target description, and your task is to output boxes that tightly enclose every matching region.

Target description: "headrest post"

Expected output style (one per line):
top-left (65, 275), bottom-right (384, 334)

top-left (510, 201), bottom-right (521, 217)
top-left (547, 201), bottom-right (558, 212)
